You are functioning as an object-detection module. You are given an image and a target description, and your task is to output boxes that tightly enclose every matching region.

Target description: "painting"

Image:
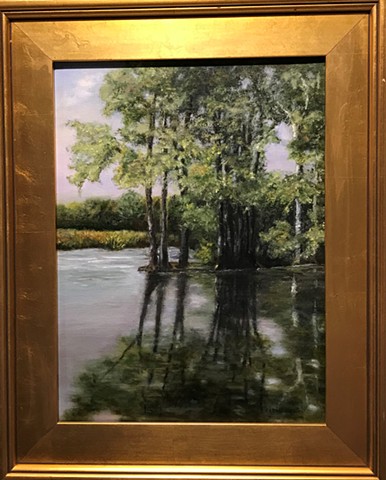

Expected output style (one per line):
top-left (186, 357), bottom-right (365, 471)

top-left (55, 62), bottom-right (325, 423)
top-left (3, 10), bottom-right (378, 476)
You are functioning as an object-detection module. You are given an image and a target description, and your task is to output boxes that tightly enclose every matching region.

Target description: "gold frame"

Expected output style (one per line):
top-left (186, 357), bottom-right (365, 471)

top-left (0, 2), bottom-right (385, 480)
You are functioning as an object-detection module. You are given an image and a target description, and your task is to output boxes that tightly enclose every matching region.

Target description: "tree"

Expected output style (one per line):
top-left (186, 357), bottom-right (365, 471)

top-left (68, 67), bottom-right (179, 270)
top-left (269, 64), bottom-right (325, 264)
top-left (177, 65), bottom-right (280, 269)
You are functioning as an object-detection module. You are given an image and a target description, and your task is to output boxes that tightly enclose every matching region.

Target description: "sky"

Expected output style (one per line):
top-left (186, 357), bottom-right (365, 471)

top-left (55, 67), bottom-right (295, 204)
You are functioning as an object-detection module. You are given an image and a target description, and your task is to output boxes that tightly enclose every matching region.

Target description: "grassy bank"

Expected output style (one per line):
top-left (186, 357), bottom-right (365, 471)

top-left (57, 229), bottom-right (149, 251)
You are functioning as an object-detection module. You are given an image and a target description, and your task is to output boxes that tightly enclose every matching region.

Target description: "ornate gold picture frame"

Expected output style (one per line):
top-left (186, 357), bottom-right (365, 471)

top-left (0, 2), bottom-right (385, 480)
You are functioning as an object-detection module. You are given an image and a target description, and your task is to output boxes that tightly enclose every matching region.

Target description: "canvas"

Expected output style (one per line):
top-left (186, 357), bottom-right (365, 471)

top-left (55, 62), bottom-right (326, 423)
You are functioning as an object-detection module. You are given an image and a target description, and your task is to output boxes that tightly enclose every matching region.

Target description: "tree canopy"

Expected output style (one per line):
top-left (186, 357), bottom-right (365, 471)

top-left (66, 63), bottom-right (325, 269)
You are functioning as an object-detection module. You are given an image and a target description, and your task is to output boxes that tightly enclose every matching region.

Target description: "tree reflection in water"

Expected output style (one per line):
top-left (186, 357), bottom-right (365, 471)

top-left (63, 267), bottom-right (325, 423)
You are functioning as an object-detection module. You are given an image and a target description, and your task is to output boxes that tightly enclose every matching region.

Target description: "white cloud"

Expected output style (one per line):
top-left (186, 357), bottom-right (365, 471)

top-left (55, 68), bottom-right (123, 203)
top-left (56, 69), bottom-right (107, 109)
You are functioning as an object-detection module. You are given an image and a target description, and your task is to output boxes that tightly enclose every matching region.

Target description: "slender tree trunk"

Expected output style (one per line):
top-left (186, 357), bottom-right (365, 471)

top-left (294, 198), bottom-right (302, 264)
top-left (177, 172), bottom-right (190, 269)
top-left (248, 207), bottom-right (257, 267)
top-left (145, 187), bottom-right (158, 270)
top-left (175, 106), bottom-right (191, 268)
top-left (145, 96), bottom-right (158, 270)
top-left (160, 170), bottom-right (169, 270)
top-left (217, 200), bottom-right (227, 269)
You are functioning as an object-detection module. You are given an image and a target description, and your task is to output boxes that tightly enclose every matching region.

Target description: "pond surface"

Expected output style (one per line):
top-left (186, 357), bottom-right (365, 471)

top-left (58, 248), bottom-right (325, 423)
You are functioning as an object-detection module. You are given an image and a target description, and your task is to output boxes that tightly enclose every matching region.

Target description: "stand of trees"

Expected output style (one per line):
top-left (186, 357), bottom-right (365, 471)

top-left (67, 63), bottom-right (325, 270)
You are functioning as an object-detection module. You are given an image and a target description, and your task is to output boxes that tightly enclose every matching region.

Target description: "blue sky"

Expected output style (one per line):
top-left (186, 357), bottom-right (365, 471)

top-left (55, 68), bottom-right (295, 204)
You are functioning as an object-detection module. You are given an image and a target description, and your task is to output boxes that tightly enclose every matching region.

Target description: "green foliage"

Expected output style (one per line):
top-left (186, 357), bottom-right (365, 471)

top-left (195, 242), bottom-right (216, 265)
top-left (303, 224), bottom-right (325, 260)
top-left (260, 221), bottom-right (297, 263)
top-left (57, 193), bottom-right (147, 231)
top-left (66, 121), bottom-right (122, 189)
top-left (117, 191), bottom-right (147, 230)
top-left (65, 63), bottom-right (326, 267)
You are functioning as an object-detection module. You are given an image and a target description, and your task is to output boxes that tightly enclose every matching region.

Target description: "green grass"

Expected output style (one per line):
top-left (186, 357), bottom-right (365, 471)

top-left (57, 229), bottom-right (149, 251)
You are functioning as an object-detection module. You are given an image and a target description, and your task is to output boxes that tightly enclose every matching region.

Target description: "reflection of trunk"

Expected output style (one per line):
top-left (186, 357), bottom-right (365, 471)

top-left (148, 276), bottom-right (168, 386)
top-left (294, 164), bottom-right (303, 265)
top-left (291, 275), bottom-right (299, 327)
top-left (175, 274), bottom-right (187, 342)
top-left (201, 273), bottom-right (267, 415)
top-left (97, 275), bottom-right (162, 381)
top-left (160, 171), bottom-right (169, 270)
top-left (295, 357), bottom-right (304, 385)
top-left (137, 274), bottom-right (160, 347)
top-left (163, 274), bottom-right (188, 389)
top-left (153, 279), bottom-right (167, 354)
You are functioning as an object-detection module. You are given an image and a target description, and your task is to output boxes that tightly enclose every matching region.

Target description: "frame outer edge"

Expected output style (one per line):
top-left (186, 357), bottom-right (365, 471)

top-left (378, 0), bottom-right (386, 477)
top-left (0, 12), bottom-right (7, 480)
top-left (0, 3), bottom-right (383, 480)
top-left (368, 3), bottom-right (378, 475)
top-left (0, 0), bottom-right (378, 10)
top-left (1, 476), bottom-right (383, 480)
top-left (0, 11), bottom-right (13, 480)
top-left (14, 12), bottom-right (367, 468)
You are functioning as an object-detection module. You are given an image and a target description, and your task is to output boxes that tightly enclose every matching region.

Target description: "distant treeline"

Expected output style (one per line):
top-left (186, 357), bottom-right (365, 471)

top-left (57, 191), bottom-right (323, 265)
top-left (57, 191), bottom-right (180, 233)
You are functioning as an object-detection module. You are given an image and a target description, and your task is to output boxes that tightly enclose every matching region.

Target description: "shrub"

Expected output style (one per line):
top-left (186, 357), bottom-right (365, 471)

top-left (57, 229), bottom-right (149, 251)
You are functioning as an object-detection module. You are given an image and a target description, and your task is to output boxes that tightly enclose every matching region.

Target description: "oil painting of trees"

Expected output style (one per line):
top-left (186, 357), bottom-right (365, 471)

top-left (56, 62), bottom-right (325, 423)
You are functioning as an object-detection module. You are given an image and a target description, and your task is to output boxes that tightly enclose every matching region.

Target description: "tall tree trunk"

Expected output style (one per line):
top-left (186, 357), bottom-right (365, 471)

top-left (218, 203), bottom-right (257, 270)
top-left (177, 166), bottom-right (190, 269)
top-left (145, 97), bottom-right (158, 270)
top-left (160, 170), bottom-right (169, 270)
top-left (294, 198), bottom-right (302, 264)
top-left (247, 207), bottom-right (257, 267)
top-left (175, 105), bottom-right (192, 269)
top-left (216, 137), bottom-right (260, 270)
top-left (217, 200), bottom-right (227, 269)
top-left (145, 187), bottom-right (158, 270)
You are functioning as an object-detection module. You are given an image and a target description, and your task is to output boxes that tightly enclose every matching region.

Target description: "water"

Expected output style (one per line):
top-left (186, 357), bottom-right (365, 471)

top-left (58, 248), bottom-right (325, 423)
